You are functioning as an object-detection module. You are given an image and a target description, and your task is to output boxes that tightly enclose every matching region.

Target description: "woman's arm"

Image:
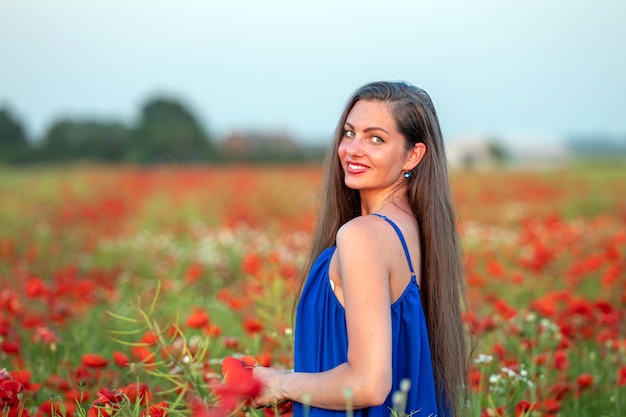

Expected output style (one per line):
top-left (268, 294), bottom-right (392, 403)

top-left (254, 216), bottom-right (393, 409)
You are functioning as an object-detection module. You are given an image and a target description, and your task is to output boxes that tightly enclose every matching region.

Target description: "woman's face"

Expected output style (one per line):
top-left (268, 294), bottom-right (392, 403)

top-left (338, 100), bottom-right (415, 194)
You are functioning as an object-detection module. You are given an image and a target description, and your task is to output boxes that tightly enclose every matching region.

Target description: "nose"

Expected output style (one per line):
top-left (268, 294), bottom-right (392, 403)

top-left (344, 136), bottom-right (364, 156)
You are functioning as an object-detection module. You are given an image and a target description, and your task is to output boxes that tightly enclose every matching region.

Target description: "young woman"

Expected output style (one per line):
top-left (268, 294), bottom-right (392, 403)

top-left (253, 81), bottom-right (468, 417)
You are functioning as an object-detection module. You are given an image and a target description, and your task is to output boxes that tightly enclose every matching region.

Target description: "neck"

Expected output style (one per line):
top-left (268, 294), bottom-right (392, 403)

top-left (359, 187), bottom-right (409, 216)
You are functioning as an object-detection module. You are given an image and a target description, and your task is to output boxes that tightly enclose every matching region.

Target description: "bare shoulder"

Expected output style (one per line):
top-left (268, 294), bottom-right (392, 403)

top-left (336, 215), bottom-right (392, 254)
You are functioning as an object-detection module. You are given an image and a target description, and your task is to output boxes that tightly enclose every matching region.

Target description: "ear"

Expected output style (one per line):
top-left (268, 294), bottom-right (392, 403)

top-left (402, 142), bottom-right (426, 171)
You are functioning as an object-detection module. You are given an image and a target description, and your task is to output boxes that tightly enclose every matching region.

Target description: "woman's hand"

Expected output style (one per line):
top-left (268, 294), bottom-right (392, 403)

top-left (252, 366), bottom-right (289, 409)
top-left (253, 400), bottom-right (293, 416)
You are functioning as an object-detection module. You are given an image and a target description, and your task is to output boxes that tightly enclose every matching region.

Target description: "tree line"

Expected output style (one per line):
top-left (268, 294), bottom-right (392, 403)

top-left (0, 97), bottom-right (325, 165)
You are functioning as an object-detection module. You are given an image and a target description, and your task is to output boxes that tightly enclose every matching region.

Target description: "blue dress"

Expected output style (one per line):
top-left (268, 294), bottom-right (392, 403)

top-left (294, 214), bottom-right (439, 417)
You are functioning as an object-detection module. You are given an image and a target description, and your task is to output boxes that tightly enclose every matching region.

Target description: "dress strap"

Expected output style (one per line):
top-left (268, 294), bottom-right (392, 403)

top-left (371, 213), bottom-right (416, 276)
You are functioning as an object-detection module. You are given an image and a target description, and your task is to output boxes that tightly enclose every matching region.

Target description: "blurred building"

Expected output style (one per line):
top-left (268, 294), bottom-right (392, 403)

top-left (447, 133), bottom-right (572, 170)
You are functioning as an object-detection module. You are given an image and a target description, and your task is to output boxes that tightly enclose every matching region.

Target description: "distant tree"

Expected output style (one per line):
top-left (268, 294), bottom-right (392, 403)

top-left (486, 138), bottom-right (509, 164)
top-left (129, 97), bottom-right (214, 163)
top-left (41, 119), bottom-right (132, 162)
top-left (41, 120), bottom-right (77, 161)
top-left (83, 122), bottom-right (133, 161)
top-left (0, 107), bottom-right (32, 163)
top-left (218, 131), bottom-right (325, 163)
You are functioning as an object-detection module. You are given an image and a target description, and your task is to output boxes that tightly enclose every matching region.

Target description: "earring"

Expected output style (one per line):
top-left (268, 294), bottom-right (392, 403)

top-left (403, 171), bottom-right (412, 179)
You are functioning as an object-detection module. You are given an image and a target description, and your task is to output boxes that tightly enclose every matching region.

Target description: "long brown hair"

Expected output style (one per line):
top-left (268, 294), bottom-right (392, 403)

top-left (299, 81), bottom-right (468, 416)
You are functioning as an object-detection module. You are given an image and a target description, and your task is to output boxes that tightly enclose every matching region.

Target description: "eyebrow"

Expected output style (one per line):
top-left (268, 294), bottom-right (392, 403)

top-left (344, 122), bottom-right (390, 135)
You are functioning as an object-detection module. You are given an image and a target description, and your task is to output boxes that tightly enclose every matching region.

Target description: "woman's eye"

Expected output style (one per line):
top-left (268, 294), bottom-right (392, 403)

top-left (371, 136), bottom-right (384, 144)
top-left (344, 130), bottom-right (356, 138)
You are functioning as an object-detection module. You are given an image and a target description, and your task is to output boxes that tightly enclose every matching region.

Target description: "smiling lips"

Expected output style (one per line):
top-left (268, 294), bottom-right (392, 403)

top-left (346, 162), bottom-right (369, 174)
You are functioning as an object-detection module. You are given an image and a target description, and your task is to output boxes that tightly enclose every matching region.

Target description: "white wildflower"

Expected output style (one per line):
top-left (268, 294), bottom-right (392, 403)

top-left (475, 354), bottom-right (494, 364)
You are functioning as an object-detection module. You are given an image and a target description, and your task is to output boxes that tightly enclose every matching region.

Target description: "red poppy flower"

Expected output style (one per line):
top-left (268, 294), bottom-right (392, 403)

top-left (203, 323), bottom-right (222, 337)
top-left (535, 352), bottom-right (548, 366)
top-left (0, 372), bottom-right (23, 408)
top-left (256, 351), bottom-right (273, 367)
top-left (492, 343), bottom-right (506, 360)
top-left (1, 340), bottom-right (20, 355)
top-left (493, 299), bottom-right (516, 320)
top-left (64, 389), bottom-right (91, 403)
top-left (131, 346), bottom-right (156, 364)
top-left (221, 356), bottom-right (262, 399)
top-left (120, 382), bottom-right (151, 405)
top-left (221, 336), bottom-right (239, 349)
top-left (88, 388), bottom-right (125, 417)
top-left (241, 355), bottom-right (257, 367)
top-left (242, 253), bottom-right (261, 276)
top-left (617, 365), bottom-right (626, 386)
top-left (113, 351), bottom-right (130, 367)
top-left (216, 289), bottom-right (248, 310)
top-left (39, 399), bottom-right (77, 417)
top-left (601, 264), bottom-right (622, 288)
top-left (139, 331), bottom-right (159, 345)
top-left (222, 356), bottom-right (253, 378)
top-left (531, 293), bottom-right (559, 317)
top-left (515, 400), bottom-right (537, 417)
top-left (167, 324), bottom-right (184, 338)
top-left (45, 374), bottom-right (70, 391)
top-left (189, 398), bottom-right (227, 417)
top-left (487, 260), bottom-right (505, 278)
top-left (9, 370), bottom-right (41, 393)
top-left (469, 368), bottom-right (482, 390)
top-left (82, 353), bottom-right (109, 368)
top-left (577, 373), bottom-right (594, 390)
top-left (243, 317), bottom-right (264, 335)
top-left (74, 366), bottom-right (100, 389)
top-left (31, 327), bottom-right (59, 345)
top-left (554, 349), bottom-right (569, 370)
top-left (140, 401), bottom-right (168, 417)
top-left (541, 398), bottom-right (561, 413)
top-left (25, 276), bottom-right (49, 298)
top-left (186, 309), bottom-right (210, 328)
top-left (185, 263), bottom-right (204, 284)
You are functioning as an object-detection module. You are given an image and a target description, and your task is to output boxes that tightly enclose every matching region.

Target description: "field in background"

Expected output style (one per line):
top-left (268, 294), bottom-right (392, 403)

top-left (0, 162), bottom-right (625, 417)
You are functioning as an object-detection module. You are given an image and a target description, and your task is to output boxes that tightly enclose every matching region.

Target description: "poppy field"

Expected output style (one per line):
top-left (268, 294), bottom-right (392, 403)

top-left (1, 162), bottom-right (625, 417)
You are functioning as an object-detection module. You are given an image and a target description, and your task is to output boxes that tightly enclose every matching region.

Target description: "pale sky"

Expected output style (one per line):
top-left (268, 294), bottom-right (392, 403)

top-left (1, 0), bottom-right (625, 146)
